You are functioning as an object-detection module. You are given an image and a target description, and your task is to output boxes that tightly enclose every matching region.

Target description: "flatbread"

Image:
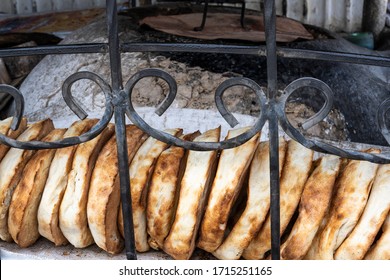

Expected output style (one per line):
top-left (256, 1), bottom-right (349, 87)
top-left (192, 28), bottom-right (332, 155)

top-left (147, 131), bottom-right (200, 250)
top-left (280, 155), bottom-right (341, 259)
top-left (335, 163), bottom-right (390, 259)
top-left (0, 117), bottom-right (27, 161)
top-left (38, 119), bottom-right (98, 246)
top-left (197, 127), bottom-right (260, 253)
top-left (316, 150), bottom-right (379, 259)
top-left (242, 139), bottom-right (314, 259)
top-left (8, 128), bottom-right (66, 247)
top-left (163, 127), bottom-right (220, 259)
top-left (120, 129), bottom-right (182, 252)
top-left (303, 158), bottom-right (349, 260)
top-left (87, 125), bottom-right (146, 254)
top-left (59, 123), bottom-right (114, 248)
top-left (364, 212), bottom-right (390, 260)
top-left (0, 119), bottom-right (54, 242)
top-left (213, 138), bottom-right (287, 260)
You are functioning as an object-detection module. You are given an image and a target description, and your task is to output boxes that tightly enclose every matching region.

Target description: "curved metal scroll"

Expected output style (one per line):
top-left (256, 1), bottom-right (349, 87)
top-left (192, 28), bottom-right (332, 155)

top-left (277, 77), bottom-right (390, 164)
top-left (0, 84), bottom-right (24, 130)
top-left (61, 71), bottom-right (114, 143)
top-left (0, 72), bottom-right (114, 150)
top-left (124, 70), bottom-right (267, 151)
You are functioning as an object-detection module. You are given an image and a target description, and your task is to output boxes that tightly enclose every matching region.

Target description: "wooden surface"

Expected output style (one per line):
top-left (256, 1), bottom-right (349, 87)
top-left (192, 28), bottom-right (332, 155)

top-left (0, 0), bottom-right (127, 14)
top-left (140, 13), bottom-right (313, 43)
top-left (0, 8), bottom-right (105, 35)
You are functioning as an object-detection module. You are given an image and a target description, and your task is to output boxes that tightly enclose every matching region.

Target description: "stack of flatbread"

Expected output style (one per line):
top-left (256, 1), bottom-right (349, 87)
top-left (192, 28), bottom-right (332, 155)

top-left (1, 116), bottom-right (389, 260)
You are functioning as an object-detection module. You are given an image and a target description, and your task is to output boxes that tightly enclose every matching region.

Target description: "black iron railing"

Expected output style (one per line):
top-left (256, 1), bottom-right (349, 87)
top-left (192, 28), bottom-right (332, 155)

top-left (1, 0), bottom-right (390, 260)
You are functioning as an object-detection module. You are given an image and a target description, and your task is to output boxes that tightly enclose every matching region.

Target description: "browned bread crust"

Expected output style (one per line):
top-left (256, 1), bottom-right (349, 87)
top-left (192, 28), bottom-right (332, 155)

top-left (242, 140), bottom-right (314, 259)
top-left (0, 117), bottom-right (27, 161)
top-left (197, 127), bottom-right (260, 253)
top-left (59, 123), bottom-right (115, 248)
top-left (163, 127), bottom-right (220, 260)
top-left (364, 212), bottom-right (390, 260)
top-left (88, 125), bottom-right (146, 254)
top-left (8, 128), bottom-right (66, 247)
top-left (0, 119), bottom-right (54, 242)
top-left (281, 155), bottom-right (341, 259)
top-left (335, 164), bottom-right (390, 259)
top-left (316, 150), bottom-right (379, 259)
top-left (125, 129), bottom-right (182, 252)
top-left (38, 119), bottom-right (98, 246)
top-left (213, 138), bottom-right (287, 260)
top-left (147, 131), bottom-right (200, 250)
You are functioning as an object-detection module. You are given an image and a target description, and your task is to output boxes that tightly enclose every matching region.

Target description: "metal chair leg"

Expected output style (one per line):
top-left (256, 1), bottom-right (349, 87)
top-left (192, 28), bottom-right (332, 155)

top-left (194, 0), bottom-right (209, 31)
top-left (194, 0), bottom-right (246, 31)
top-left (240, 1), bottom-right (246, 29)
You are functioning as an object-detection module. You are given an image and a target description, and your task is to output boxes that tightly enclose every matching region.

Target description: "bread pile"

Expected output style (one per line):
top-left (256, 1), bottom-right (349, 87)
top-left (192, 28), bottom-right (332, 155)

top-left (0, 116), bottom-right (389, 260)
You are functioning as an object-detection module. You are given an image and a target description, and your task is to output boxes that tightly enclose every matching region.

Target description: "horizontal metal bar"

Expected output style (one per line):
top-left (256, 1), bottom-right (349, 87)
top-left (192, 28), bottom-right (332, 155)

top-left (121, 43), bottom-right (390, 67)
top-left (275, 47), bottom-right (390, 68)
top-left (121, 42), bottom-right (261, 55)
top-left (0, 43), bottom-right (108, 58)
top-left (0, 42), bottom-right (388, 67)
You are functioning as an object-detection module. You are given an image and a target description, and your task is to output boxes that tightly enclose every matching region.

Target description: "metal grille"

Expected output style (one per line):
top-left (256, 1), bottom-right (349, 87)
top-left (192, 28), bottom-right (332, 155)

top-left (0, 0), bottom-right (390, 260)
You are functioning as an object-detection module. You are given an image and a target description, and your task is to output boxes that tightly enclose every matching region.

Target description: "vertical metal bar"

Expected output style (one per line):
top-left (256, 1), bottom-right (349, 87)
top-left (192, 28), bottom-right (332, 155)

top-left (264, 0), bottom-right (281, 260)
top-left (106, 0), bottom-right (136, 260)
top-left (106, 0), bottom-right (123, 91)
top-left (240, 2), bottom-right (246, 29)
top-left (194, 0), bottom-right (209, 31)
top-left (115, 106), bottom-right (137, 260)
